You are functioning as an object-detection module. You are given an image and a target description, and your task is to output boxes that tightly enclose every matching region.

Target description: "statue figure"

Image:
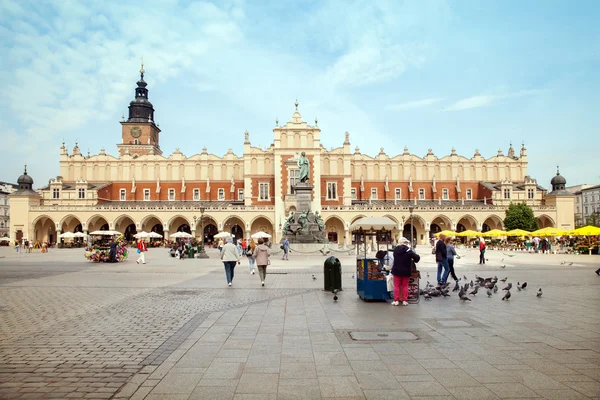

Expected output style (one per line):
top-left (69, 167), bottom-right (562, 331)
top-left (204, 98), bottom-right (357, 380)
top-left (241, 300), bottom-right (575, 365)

top-left (297, 210), bottom-right (309, 232)
top-left (282, 212), bottom-right (295, 234)
top-left (314, 211), bottom-right (325, 231)
top-left (297, 151), bottom-right (310, 183)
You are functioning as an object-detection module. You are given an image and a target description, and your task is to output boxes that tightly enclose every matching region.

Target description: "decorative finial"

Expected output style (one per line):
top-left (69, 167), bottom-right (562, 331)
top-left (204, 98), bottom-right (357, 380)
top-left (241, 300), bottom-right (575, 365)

top-left (61, 139), bottom-right (65, 147)
top-left (87, 150), bottom-right (90, 158)
top-left (556, 165), bottom-right (560, 175)
top-left (522, 141), bottom-right (525, 148)
top-left (24, 164), bottom-right (27, 174)
top-left (121, 114), bottom-right (125, 122)
top-left (294, 99), bottom-right (298, 109)
top-left (140, 56), bottom-right (145, 77)
top-left (275, 117), bottom-right (279, 126)
top-left (75, 140), bottom-right (78, 147)
top-left (380, 147), bottom-right (384, 153)
top-left (509, 141), bottom-right (513, 147)
top-left (315, 116), bottom-right (318, 125)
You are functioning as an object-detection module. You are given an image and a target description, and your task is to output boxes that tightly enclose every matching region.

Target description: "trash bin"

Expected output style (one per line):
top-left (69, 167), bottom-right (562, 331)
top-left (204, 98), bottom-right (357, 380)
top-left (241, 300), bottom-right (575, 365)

top-left (324, 256), bottom-right (342, 291)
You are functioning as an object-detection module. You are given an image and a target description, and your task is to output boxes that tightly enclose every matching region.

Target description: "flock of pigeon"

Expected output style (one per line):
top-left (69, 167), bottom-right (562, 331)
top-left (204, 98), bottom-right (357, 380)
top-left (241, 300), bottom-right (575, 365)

top-left (420, 274), bottom-right (543, 302)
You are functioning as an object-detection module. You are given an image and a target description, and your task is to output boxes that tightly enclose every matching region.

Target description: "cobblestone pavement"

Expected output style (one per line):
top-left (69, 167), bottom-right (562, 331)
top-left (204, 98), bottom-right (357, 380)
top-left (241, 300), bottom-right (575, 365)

top-left (0, 246), bottom-right (599, 399)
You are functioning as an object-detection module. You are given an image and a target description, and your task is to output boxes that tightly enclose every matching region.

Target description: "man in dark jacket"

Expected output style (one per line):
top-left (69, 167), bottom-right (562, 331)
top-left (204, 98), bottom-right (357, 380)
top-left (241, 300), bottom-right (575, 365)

top-left (435, 234), bottom-right (450, 285)
top-left (391, 237), bottom-right (420, 306)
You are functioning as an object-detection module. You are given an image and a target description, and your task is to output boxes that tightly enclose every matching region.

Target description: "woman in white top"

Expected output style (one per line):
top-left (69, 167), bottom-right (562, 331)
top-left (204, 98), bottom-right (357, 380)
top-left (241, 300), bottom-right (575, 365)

top-left (220, 237), bottom-right (241, 286)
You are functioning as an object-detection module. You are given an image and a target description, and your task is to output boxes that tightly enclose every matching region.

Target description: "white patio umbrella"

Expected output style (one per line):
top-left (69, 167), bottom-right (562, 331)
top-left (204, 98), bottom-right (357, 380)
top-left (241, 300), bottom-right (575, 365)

top-left (58, 232), bottom-right (76, 239)
top-left (148, 231), bottom-right (163, 238)
top-left (349, 216), bottom-right (397, 231)
top-left (134, 231), bottom-right (150, 239)
top-left (73, 232), bottom-right (87, 238)
top-left (89, 230), bottom-right (121, 236)
top-left (0, 237), bottom-right (11, 242)
top-left (170, 231), bottom-right (193, 239)
top-left (251, 231), bottom-right (272, 239)
top-left (214, 231), bottom-right (232, 239)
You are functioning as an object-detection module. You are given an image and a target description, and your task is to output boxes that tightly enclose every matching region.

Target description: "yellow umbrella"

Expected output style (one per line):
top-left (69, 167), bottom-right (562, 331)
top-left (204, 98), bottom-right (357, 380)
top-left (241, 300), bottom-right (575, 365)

top-left (456, 229), bottom-right (480, 237)
top-left (434, 230), bottom-right (456, 237)
top-left (506, 229), bottom-right (531, 237)
top-left (572, 225), bottom-right (600, 236)
top-left (482, 229), bottom-right (507, 237)
top-left (530, 227), bottom-right (564, 237)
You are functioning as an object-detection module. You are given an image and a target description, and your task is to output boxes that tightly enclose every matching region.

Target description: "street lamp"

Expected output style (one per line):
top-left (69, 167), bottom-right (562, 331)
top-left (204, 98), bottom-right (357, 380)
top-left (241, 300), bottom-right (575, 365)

top-left (198, 203), bottom-right (209, 258)
top-left (408, 204), bottom-right (415, 247)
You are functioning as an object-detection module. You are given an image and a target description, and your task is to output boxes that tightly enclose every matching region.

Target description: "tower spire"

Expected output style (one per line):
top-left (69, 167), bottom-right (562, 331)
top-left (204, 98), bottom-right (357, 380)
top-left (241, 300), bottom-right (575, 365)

top-left (140, 56), bottom-right (145, 79)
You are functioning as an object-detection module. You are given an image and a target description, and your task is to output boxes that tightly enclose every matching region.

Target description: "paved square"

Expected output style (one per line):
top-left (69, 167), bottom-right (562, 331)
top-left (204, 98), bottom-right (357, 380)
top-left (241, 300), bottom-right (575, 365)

top-left (0, 246), bottom-right (599, 399)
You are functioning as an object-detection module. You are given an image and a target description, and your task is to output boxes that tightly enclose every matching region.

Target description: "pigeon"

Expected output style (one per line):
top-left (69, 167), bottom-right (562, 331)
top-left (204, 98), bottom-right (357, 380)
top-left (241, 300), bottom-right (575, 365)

top-left (503, 253), bottom-right (516, 258)
top-left (560, 261), bottom-right (566, 265)
top-left (487, 289), bottom-right (493, 297)
top-left (502, 290), bottom-right (511, 301)
top-left (493, 284), bottom-right (498, 293)
top-left (486, 258), bottom-right (489, 262)
top-left (463, 275), bottom-right (468, 280)
top-left (333, 289), bottom-right (339, 302)
top-left (426, 272), bottom-right (430, 278)
top-left (568, 262), bottom-right (573, 266)
top-left (520, 282), bottom-right (527, 289)
top-left (517, 285), bottom-right (522, 291)
top-left (501, 258), bottom-right (504, 262)
top-left (424, 293), bottom-right (432, 300)
top-left (469, 287), bottom-right (478, 296)
top-left (536, 288), bottom-right (543, 297)
top-left (452, 282), bottom-right (460, 292)
top-left (312, 274), bottom-right (317, 280)
top-left (517, 281), bottom-right (520, 287)
top-left (470, 280), bottom-right (474, 288)
top-left (459, 292), bottom-right (472, 301)
top-left (501, 265), bottom-right (506, 269)
top-left (503, 283), bottom-right (512, 291)
top-left (441, 290), bottom-right (451, 297)
top-left (500, 277), bottom-right (508, 283)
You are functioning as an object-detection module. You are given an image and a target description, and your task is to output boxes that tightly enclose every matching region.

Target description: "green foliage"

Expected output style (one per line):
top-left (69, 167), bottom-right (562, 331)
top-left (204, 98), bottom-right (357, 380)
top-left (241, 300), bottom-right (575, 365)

top-left (504, 202), bottom-right (539, 231)
top-left (586, 212), bottom-right (600, 228)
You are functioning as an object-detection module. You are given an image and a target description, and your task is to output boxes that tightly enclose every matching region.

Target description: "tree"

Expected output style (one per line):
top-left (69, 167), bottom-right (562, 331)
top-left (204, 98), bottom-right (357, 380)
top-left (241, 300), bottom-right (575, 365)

top-left (585, 212), bottom-right (600, 227)
top-left (504, 202), bottom-right (539, 231)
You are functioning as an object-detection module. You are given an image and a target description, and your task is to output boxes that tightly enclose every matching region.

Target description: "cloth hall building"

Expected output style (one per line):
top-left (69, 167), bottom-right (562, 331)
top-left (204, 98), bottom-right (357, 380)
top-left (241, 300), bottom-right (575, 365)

top-left (9, 68), bottom-right (575, 245)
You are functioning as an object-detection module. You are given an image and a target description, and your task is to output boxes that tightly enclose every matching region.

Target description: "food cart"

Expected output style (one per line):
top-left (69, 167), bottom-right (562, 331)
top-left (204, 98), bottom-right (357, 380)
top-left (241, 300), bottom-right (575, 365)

top-left (350, 217), bottom-right (397, 301)
top-left (84, 230), bottom-right (128, 262)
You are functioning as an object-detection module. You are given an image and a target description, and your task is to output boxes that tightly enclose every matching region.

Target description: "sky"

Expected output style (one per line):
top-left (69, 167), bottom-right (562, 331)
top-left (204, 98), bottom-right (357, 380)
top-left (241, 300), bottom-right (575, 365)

top-left (1, 0), bottom-right (599, 188)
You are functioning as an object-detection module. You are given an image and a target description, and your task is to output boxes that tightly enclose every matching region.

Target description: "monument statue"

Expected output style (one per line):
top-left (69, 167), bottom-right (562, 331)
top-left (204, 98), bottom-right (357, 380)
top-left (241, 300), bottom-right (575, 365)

top-left (298, 151), bottom-right (310, 183)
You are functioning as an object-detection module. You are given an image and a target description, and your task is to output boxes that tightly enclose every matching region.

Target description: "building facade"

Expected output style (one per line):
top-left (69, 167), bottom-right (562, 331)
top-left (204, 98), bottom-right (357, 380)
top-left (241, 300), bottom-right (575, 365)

top-left (570, 184), bottom-right (600, 226)
top-left (10, 68), bottom-right (575, 244)
top-left (0, 182), bottom-right (18, 238)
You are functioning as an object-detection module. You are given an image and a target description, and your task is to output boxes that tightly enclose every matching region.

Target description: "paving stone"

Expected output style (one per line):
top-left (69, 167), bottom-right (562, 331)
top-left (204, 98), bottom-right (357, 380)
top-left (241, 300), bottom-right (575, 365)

top-left (400, 381), bottom-right (451, 396)
top-left (363, 388), bottom-right (411, 400)
top-left (235, 373), bottom-right (278, 394)
top-left (152, 373), bottom-right (202, 394)
top-left (484, 382), bottom-right (542, 398)
top-left (534, 389), bottom-right (591, 400)
top-left (277, 384), bottom-right (322, 400)
top-left (318, 376), bottom-right (364, 397)
top-left (188, 385), bottom-right (235, 400)
top-left (446, 386), bottom-right (501, 400)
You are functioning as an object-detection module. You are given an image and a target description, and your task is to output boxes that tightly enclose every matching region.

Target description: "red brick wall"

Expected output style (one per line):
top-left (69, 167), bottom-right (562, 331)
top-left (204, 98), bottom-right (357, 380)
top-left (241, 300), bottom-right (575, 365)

top-left (98, 181), bottom-right (244, 202)
top-left (248, 177), bottom-right (275, 205)
top-left (320, 177), bottom-right (344, 206)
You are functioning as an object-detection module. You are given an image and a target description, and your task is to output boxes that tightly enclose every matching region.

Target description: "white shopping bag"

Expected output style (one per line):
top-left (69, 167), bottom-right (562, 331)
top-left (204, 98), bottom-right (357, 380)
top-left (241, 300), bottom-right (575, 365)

top-left (386, 274), bottom-right (394, 292)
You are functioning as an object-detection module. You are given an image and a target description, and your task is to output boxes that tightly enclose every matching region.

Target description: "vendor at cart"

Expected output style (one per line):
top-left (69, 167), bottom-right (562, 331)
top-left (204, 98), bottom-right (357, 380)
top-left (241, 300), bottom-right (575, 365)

top-left (391, 237), bottom-right (420, 307)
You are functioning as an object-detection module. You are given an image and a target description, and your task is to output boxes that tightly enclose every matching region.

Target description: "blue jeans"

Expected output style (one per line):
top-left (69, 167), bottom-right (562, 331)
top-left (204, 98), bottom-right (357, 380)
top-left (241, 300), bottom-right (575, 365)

top-left (437, 259), bottom-right (450, 284)
top-left (224, 261), bottom-right (236, 283)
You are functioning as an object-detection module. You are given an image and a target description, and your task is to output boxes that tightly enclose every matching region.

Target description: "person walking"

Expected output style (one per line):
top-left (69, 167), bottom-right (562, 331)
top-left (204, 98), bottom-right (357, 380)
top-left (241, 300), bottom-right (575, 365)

top-left (391, 237), bottom-right (420, 306)
top-left (247, 239), bottom-right (256, 275)
top-left (281, 237), bottom-right (290, 260)
top-left (254, 238), bottom-right (270, 286)
top-left (220, 237), bottom-right (240, 286)
top-left (445, 237), bottom-right (460, 282)
top-left (435, 234), bottom-right (450, 285)
top-left (109, 239), bottom-right (117, 263)
top-left (218, 238), bottom-right (224, 254)
top-left (478, 237), bottom-right (486, 264)
top-left (136, 239), bottom-right (147, 264)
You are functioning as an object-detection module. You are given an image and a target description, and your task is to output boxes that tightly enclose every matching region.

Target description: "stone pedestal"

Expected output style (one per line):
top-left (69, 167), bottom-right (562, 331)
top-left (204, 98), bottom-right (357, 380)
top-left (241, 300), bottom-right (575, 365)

top-left (282, 183), bottom-right (326, 244)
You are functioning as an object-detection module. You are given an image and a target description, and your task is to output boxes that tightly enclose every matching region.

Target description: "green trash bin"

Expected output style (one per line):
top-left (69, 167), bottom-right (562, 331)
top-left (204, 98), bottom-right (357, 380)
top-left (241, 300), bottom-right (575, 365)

top-left (324, 256), bottom-right (342, 292)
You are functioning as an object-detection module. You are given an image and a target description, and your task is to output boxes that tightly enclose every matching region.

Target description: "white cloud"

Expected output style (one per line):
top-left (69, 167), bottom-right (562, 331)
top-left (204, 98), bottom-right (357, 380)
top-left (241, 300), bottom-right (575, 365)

top-left (445, 90), bottom-right (544, 111)
top-left (386, 98), bottom-right (443, 110)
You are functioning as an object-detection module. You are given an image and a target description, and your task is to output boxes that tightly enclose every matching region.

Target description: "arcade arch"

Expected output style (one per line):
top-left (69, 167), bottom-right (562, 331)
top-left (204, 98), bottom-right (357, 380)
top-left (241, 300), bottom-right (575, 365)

top-left (87, 215), bottom-right (109, 232)
top-left (223, 215), bottom-right (246, 240)
top-left (325, 216), bottom-right (345, 244)
top-left (60, 214), bottom-right (83, 233)
top-left (536, 214), bottom-right (555, 229)
top-left (430, 214), bottom-right (452, 237)
top-left (456, 214), bottom-right (478, 232)
top-left (250, 216), bottom-right (274, 239)
top-left (482, 215), bottom-right (503, 232)
top-left (169, 215), bottom-right (191, 234)
top-left (114, 215), bottom-right (137, 241)
top-left (33, 215), bottom-right (56, 243)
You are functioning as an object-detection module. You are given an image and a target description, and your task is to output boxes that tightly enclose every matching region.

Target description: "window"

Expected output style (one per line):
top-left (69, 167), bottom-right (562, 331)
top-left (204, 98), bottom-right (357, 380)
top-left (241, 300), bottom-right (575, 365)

top-left (259, 183), bottom-right (269, 200)
top-left (168, 189), bottom-right (175, 201)
top-left (52, 188), bottom-right (60, 199)
top-left (134, 139), bottom-right (139, 145)
top-left (442, 188), bottom-right (449, 200)
top-left (218, 188), bottom-right (225, 200)
top-left (289, 169), bottom-right (299, 194)
top-left (351, 188), bottom-right (357, 200)
top-left (584, 196), bottom-right (588, 203)
top-left (78, 188), bottom-right (85, 199)
top-left (193, 188), bottom-right (200, 201)
top-left (371, 188), bottom-right (378, 200)
top-left (503, 189), bottom-right (511, 199)
top-left (327, 182), bottom-right (337, 200)
top-left (120, 189), bottom-right (126, 201)
top-left (585, 206), bottom-right (588, 214)
top-left (527, 188), bottom-right (535, 199)
top-left (466, 189), bottom-right (472, 200)
top-left (418, 188), bottom-right (425, 200)
top-left (395, 188), bottom-right (401, 200)
top-left (144, 189), bottom-right (150, 201)
top-left (238, 189), bottom-right (244, 201)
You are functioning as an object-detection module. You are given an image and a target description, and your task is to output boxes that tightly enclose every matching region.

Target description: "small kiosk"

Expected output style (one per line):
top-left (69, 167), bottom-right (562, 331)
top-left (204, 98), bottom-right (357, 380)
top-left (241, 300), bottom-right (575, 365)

top-left (85, 231), bottom-right (128, 262)
top-left (350, 217), bottom-right (397, 301)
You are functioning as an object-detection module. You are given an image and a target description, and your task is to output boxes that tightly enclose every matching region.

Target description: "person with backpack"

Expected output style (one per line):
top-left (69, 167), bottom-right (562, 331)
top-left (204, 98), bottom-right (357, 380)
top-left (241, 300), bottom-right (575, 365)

top-left (254, 238), bottom-right (270, 286)
top-left (246, 239), bottom-right (256, 275)
top-left (391, 237), bottom-right (420, 306)
top-left (136, 239), bottom-right (147, 264)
